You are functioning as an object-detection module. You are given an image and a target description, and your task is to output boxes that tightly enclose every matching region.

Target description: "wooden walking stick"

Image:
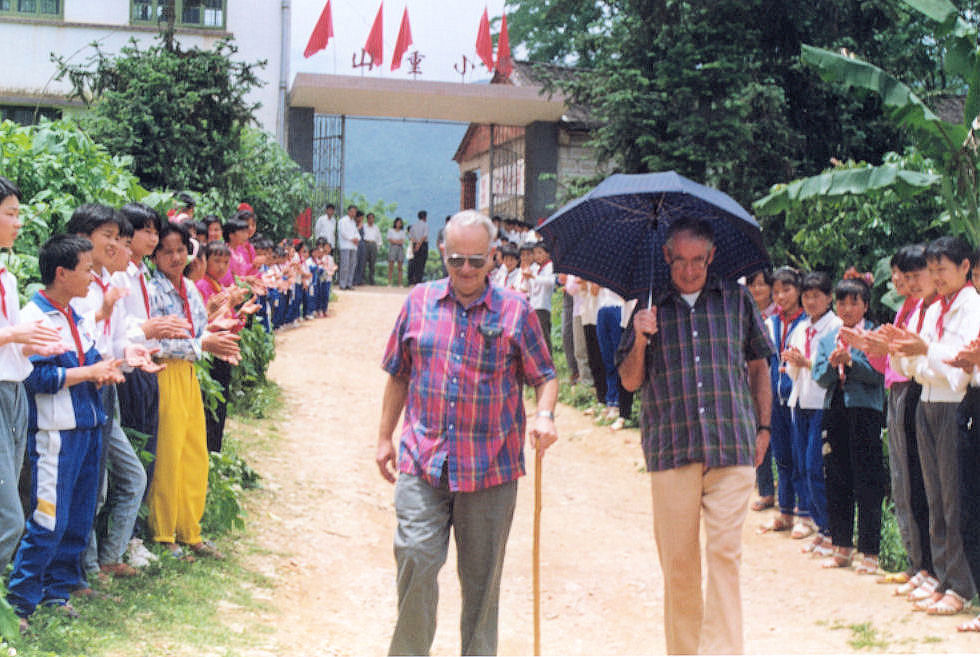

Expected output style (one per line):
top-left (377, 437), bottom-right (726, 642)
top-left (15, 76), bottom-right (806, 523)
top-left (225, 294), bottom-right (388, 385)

top-left (533, 447), bottom-right (543, 656)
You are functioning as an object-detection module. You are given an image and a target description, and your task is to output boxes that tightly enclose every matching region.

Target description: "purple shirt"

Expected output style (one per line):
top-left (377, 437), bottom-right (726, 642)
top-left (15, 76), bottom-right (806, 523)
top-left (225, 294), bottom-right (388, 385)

top-left (381, 278), bottom-right (555, 492)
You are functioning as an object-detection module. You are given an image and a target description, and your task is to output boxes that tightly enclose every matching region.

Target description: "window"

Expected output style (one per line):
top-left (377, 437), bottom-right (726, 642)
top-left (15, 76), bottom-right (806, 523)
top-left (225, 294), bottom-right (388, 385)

top-left (0, 0), bottom-right (60, 16)
top-left (131, 0), bottom-right (224, 29)
top-left (0, 106), bottom-right (62, 125)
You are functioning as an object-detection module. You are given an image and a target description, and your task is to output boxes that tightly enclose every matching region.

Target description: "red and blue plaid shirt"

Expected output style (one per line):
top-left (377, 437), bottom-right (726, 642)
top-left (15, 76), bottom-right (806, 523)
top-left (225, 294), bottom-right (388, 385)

top-left (382, 278), bottom-right (555, 492)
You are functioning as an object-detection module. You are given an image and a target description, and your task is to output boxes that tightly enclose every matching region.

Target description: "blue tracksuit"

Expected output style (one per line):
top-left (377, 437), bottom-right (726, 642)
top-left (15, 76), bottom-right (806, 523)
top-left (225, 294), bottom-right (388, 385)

top-left (7, 292), bottom-right (105, 616)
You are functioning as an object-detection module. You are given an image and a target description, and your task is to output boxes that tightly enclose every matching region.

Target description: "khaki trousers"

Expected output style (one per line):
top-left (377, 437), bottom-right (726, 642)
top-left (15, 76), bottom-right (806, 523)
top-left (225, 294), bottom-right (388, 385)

top-left (651, 463), bottom-right (754, 655)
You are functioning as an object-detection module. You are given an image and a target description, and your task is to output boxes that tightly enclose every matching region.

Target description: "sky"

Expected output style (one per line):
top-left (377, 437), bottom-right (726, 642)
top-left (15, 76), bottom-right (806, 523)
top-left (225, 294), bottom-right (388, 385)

top-left (289, 0), bottom-right (512, 85)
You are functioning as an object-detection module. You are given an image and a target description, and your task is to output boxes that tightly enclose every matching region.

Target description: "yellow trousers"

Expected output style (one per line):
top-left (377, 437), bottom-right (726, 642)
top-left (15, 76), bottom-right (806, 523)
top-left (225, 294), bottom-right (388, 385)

top-left (148, 359), bottom-right (208, 545)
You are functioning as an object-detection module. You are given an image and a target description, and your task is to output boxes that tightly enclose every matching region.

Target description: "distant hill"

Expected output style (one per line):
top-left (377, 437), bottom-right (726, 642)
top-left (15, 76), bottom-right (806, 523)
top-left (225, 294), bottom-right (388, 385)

top-left (345, 118), bottom-right (467, 240)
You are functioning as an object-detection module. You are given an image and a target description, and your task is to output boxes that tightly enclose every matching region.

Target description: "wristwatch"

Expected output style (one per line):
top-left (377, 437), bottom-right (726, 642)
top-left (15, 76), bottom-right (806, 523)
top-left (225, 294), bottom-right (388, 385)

top-left (757, 424), bottom-right (771, 433)
top-left (536, 410), bottom-right (555, 420)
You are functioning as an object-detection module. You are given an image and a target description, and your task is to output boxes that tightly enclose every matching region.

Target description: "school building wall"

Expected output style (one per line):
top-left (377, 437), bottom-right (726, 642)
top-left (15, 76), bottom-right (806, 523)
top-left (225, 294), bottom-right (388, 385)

top-left (0, 1), bottom-right (283, 140)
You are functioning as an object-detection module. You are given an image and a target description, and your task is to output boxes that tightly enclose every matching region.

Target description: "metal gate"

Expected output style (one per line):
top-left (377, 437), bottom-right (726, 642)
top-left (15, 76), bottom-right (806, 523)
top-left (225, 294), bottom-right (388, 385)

top-left (313, 114), bottom-right (345, 214)
top-left (489, 124), bottom-right (525, 222)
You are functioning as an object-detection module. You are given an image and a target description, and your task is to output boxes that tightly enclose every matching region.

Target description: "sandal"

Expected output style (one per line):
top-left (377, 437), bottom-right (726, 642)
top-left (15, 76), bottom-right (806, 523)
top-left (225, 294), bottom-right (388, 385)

top-left (958, 614), bottom-right (980, 632)
top-left (801, 534), bottom-right (827, 554)
top-left (895, 571), bottom-right (926, 596)
top-left (791, 521), bottom-right (815, 540)
top-left (926, 590), bottom-right (967, 616)
top-left (913, 591), bottom-right (943, 612)
top-left (757, 515), bottom-right (793, 534)
top-left (188, 540), bottom-right (224, 560)
top-left (821, 547), bottom-right (854, 569)
top-left (908, 575), bottom-right (940, 602)
top-left (855, 555), bottom-right (880, 575)
top-left (876, 571), bottom-right (910, 585)
top-left (751, 496), bottom-right (775, 512)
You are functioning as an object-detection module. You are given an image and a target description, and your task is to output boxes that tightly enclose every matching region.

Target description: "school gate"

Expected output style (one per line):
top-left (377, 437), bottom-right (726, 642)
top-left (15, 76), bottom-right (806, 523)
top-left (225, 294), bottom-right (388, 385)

top-left (286, 71), bottom-right (573, 224)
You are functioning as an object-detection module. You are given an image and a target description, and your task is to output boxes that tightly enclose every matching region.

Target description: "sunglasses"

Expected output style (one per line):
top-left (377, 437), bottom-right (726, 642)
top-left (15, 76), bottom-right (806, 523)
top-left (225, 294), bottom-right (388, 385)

top-left (446, 253), bottom-right (489, 269)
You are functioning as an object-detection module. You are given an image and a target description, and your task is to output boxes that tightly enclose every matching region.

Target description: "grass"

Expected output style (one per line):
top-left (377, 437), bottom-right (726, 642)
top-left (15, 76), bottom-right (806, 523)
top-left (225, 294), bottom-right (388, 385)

top-left (828, 619), bottom-right (891, 652)
top-left (7, 390), bottom-right (286, 656)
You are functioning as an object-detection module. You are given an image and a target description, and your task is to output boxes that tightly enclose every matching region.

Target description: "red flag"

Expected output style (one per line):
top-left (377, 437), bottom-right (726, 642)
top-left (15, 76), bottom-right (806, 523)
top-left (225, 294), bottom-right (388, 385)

top-left (496, 12), bottom-right (513, 77)
top-left (296, 207), bottom-right (312, 238)
top-left (364, 3), bottom-right (384, 66)
top-left (391, 7), bottom-right (413, 71)
top-left (475, 7), bottom-right (494, 71)
top-left (303, 0), bottom-right (334, 58)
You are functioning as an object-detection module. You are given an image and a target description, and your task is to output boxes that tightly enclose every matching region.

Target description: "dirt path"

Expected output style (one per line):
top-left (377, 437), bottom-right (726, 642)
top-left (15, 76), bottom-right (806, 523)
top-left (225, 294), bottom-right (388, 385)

top-left (234, 286), bottom-right (978, 655)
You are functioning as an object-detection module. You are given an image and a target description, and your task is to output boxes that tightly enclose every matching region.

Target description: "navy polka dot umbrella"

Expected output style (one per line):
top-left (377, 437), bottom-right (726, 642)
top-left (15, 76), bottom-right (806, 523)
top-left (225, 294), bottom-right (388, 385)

top-left (536, 171), bottom-right (770, 302)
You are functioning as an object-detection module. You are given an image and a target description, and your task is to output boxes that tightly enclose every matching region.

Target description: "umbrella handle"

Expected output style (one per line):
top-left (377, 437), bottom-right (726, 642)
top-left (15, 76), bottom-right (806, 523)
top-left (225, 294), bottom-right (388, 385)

top-left (533, 448), bottom-right (543, 656)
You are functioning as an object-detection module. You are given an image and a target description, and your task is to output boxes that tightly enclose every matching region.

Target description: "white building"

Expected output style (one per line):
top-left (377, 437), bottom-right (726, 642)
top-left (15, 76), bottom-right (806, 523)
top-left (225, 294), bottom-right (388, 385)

top-left (0, 0), bottom-right (287, 141)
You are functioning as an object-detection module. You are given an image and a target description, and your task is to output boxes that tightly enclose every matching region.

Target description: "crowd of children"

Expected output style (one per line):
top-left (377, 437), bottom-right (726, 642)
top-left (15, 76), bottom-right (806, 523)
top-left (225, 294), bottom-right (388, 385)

top-left (748, 238), bottom-right (980, 631)
top-left (0, 176), bottom-right (343, 630)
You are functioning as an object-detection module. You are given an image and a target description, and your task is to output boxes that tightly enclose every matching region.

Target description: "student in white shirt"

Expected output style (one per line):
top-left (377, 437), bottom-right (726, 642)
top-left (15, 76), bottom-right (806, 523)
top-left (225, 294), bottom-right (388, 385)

top-left (0, 178), bottom-right (65, 573)
top-left (891, 236), bottom-right (980, 615)
top-left (783, 272), bottom-right (842, 555)
top-left (529, 243), bottom-right (555, 354)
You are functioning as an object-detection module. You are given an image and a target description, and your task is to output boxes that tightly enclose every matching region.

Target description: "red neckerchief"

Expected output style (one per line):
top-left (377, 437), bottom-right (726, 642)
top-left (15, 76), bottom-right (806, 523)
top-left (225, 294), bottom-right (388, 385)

top-left (837, 330), bottom-right (850, 384)
top-left (134, 261), bottom-right (151, 317)
top-left (896, 297), bottom-right (917, 329)
top-left (175, 277), bottom-right (195, 335)
top-left (0, 267), bottom-right (7, 320)
top-left (937, 284), bottom-right (969, 339)
top-left (916, 295), bottom-right (938, 334)
top-left (39, 291), bottom-right (85, 366)
top-left (91, 273), bottom-right (112, 336)
top-left (779, 306), bottom-right (804, 349)
top-left (805, 326), bottom-right (817, 360)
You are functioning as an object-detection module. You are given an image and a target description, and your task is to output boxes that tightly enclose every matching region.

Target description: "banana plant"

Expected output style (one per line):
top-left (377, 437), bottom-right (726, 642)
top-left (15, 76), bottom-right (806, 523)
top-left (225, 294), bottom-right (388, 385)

top-left (754, 0), bottom-right (980, 244)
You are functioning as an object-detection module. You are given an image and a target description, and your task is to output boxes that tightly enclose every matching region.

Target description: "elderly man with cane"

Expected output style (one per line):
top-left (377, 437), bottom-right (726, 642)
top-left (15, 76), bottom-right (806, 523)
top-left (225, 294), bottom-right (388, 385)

top-left (377, 209), bottom-right (558, 656)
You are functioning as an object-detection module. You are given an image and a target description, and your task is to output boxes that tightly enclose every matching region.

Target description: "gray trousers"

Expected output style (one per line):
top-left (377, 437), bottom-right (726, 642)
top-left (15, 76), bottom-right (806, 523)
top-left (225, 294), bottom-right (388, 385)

top-left (0, 381), bottom-right (27, 568)
top-left (84, 387), bottom-right (147, 571)
top-left (916, 401), bottom-right (977, 598)
top-left (365, 241), bottom-right (379, 285)
top-left (389, 474), bottom-right (518, 657)
top-left (338, 248), bottom-right (357, 289)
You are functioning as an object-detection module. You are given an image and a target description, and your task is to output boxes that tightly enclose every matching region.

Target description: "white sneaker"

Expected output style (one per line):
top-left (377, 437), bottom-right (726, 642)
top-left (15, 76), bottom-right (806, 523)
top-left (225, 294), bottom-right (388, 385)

top-left (126, 538), bottom-right (158, 568)
top-left (610, 417), bottom-right (625, 431)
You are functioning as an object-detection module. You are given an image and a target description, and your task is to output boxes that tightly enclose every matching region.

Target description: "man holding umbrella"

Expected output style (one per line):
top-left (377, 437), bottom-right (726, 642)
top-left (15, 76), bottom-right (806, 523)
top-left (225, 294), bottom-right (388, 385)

top-left (617, 216), bottom-right (773, 655)
top-left (376, 209), bottom-right (558, 656)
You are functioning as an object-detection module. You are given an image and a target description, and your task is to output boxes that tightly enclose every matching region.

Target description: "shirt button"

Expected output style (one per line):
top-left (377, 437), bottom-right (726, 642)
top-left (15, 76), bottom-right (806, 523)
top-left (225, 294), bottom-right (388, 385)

top-left (697, 381), bottom-right (703, 388)
top-left (699, 407), bottom-right (706, 414)
top-left (694, 356), bottom-right (700, 363)
top-left (452, 377), bottom-right (457, 383)
top-left (449, 424), bottom-right (455, 430)
top-left (459, 331), bottom-right (465, 337)
top-left (692, 330), bottom-right (699, 337)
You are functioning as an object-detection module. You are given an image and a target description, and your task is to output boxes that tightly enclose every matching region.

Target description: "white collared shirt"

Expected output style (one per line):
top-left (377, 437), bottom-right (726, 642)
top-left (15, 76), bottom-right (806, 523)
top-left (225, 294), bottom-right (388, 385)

top-left (337, 216), bottom-right (359, 250)
top-left (0, 268), bottom-right (32, 382)
top-left (786, 310), bottom-right (843, 409)
top-left (528, 261), bottom-right (554, 310)
top-left (902, 286), bottom-right (980, 402)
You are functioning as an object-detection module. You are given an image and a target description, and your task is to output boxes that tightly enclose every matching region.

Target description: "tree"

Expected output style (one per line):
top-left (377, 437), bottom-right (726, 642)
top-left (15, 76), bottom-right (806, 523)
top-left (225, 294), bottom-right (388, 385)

top-left (54, 36), bottom-right (265, 193)
top-left (755, 0), bottom-right (980, 245)
top-left (505, 0), bottom-right (956, 213)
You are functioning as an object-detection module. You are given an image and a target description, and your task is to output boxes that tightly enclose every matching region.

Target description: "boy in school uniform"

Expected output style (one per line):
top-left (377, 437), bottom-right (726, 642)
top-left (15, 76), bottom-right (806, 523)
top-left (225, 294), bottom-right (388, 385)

top-left (890, 236), bottom-right (980, 615)
top-left (783, 271), bottom-right (842, 556)
top-left (760, 267), bottom-right (810, 536)
top-left (7, 234), bottom-right (125, 626)
top-left (0, 178), bottom-right (66, 573)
